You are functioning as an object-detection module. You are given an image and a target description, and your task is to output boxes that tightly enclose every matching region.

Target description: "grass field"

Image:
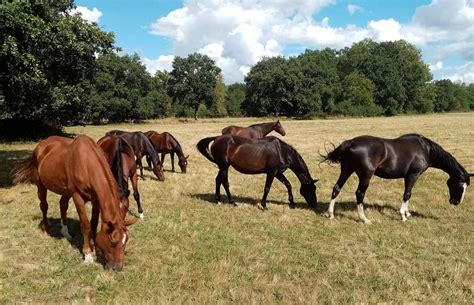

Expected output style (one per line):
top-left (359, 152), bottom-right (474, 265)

top-left (1, 113), bottom-right (473, 303)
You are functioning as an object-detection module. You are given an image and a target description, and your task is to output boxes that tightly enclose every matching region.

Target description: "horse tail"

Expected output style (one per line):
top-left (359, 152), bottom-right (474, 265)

top-left (12, 155), bottom-right (38, 185)
top-left (112, 138), bottom-right (129, 198)
top-left (320, 140), bottom-right (352, 164)
top-left (197, 136), bottom-right (218, 163)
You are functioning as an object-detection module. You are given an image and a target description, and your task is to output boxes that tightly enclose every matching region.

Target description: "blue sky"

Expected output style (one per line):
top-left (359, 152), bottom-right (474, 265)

top-left (74, 0), bottom-right (474, 84)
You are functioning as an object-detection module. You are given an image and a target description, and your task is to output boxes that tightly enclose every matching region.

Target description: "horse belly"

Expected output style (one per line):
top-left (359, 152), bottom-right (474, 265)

top-left (230, 147), bottom-right (268, 174)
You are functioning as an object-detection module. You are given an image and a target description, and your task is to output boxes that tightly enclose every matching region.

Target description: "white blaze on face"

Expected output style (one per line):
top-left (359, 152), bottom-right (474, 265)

top-left (122, 233), bottom-right (127, 245)
top-left (460, 183), bottom-right (467, 204)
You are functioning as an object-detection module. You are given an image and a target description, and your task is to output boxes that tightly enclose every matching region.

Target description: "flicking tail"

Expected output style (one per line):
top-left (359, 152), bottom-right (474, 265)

top-left (320, 140), bottom-right (352, 164)
top-left (12, 155), bottom-right (37, 185)
top-left (196, 136), bottom-right (218, 163)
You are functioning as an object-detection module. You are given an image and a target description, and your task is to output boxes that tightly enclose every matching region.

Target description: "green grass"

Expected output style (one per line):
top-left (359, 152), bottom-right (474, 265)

top-left (1, 113), bottom-right (473, 303)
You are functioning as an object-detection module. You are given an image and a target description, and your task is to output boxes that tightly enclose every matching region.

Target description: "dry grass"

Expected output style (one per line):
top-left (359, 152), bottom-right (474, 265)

top-left (0, 113), bottom-right (473, 303)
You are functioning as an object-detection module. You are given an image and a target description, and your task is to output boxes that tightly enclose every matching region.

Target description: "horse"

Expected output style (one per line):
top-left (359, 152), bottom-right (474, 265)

top-left (197, 135), bottom-right (318, 209)
top-left (98, 135), bottom-right (146, 219)
top-left (144, 131), bottom-right (189, 173)
top-left (321, 134), bottom-right (472, 223)
top-left (221, 121), bottom-right (286, 139)
top-left (12, 135), bottom-right (135, 271)
top-left (105, 130), bottom-right (164, 181)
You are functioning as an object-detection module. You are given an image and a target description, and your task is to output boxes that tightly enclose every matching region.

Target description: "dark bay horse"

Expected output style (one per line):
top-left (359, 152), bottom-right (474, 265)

top-left (145, 131), bottom-right (189, 173)
top-left (322, 134), bottom-right (472, 223)
top-left (98, 135), bottom-right (145, 219)
top-left (197, 135), bottom-right (318, 209)
top-left (106, 130), bottom-right (164, 181)
top-left (221, 121), bottom-right (286, 139)
top-left (12, 135), bottom-right (135, 271)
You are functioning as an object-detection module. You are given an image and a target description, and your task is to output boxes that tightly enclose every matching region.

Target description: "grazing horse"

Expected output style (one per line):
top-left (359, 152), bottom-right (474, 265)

top-left (197, 135), bottom-right (318, 209)
top-left (98, 135), bottom-right (145, 219)
top-left (322, 134), bottom-right (472, 223)
top-left (12, 135), bottom-right (134, 271)
top-left (221, 121), bottom-right (286, 139)
top-left (144, 131), bottom-right (189, 173)
top-left (106, 130), bottom-right (164, 181)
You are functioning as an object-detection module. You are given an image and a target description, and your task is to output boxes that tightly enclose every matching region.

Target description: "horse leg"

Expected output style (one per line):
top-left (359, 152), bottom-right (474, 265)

top-left (136, 153), bottom-right (145, 180)
top-left (131, 171), bottom-right (143, 219)
top-left (59, 195), bottom-right (72, 240)
top-left (355, 174), bottom-right (372, 224)
top-left (89, 200), bottom-right (100, 252)
top-left (259, 172), bottom-right (276, 210)
top-left (72, 193), bottom-right (93, 263)
top-left (276, 172), bottom-right (294, 208)
top-left (400, 174), bottom-right (419, 221)
top-left (215, 170), bottom-right (223, 204)
top-left (221, 167), bottom-right (235, 206)
top-left (161, 153), bottom-right (166, 167)
top-left (171, 152), bottom-right (175, 172)
top-left (37, 184), bottom-right (49, 233)
top-left (327, 167), bottom-right (353, 219)
top-left (146, 155), bottom-right (152, 169)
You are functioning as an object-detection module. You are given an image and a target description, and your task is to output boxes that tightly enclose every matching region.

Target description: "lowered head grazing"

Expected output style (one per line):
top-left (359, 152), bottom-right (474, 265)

top-left (447, 173), bottom-right (470, 205)
top-left (152, 162), bottom-right (165, 181)
top-left (178, 155), bottom-right (189, 173)
top-left (95, 220), bottom-right (134, 272)
top-left (300, 179), bottom-right (318, 208)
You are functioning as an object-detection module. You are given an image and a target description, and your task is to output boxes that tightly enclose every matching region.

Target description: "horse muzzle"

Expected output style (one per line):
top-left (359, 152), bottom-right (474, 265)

top-left (106, 262), bottom-right (123, 272)
top-left (449, 199), bottom-right (460, 205)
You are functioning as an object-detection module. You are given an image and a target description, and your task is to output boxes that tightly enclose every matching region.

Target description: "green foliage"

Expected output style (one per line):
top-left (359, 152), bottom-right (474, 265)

top-left (167, 53), bottom-right (221, 119)
top-left (0, 0), bottom-right (114, 127)
top-left (211, 74), bottom-right (227, 117)
top-left (336, 72), bottom-right (381, 116)
top-left (225, 83), bottom-right (245, 117)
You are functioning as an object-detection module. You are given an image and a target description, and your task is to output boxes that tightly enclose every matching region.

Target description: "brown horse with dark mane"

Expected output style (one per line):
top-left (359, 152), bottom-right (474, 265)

top-left (197, 135), bottom-right (318, 209)
top-left (221, 121), bottom-right (286, 139)
top-left (322, 134), bottom-right (472, 223)
top-left (145, 131), bottom-right (189, 173)
top-left (105, 130), bottom-right (164, 181)
top-left (98, 135), bottom-right (146, 219)
top-left (12, 135), bottom-right (134, 271)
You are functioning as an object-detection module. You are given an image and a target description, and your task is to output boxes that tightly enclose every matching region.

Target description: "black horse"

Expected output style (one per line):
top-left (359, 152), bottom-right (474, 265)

top-left (197, 135), bottom-right (318, 209)
top-left (106, 130), bottom-right (164, 181)
top-left (322, 134), bottom-right (472, 223)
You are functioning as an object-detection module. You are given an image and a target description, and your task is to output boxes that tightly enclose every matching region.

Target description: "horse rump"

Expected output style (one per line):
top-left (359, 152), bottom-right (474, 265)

top-left (320, 140), bottom-right (352, 164)
top-left (12, 155), bottom-right (38, 185)
top-left (196, 136), bottom-right (218, 163)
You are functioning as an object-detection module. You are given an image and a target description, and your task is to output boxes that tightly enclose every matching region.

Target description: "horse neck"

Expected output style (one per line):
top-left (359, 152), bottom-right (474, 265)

top-left (429, 143), bottom-right (466, 177)
top-left (287, 147), bottom-right (313, 185)
top-left (255, 122), bottom-right (276, 136)
top-left (142, 135), bottom-right (159, 165)
top-left (169, 135), bottom-right (184, 157)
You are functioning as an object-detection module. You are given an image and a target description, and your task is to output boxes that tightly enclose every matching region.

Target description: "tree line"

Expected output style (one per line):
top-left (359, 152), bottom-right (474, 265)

top-left (1, 1), bottom-right (473, 135)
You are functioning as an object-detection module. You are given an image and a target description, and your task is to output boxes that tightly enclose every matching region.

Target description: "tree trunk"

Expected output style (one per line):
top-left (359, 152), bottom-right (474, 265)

top-left (194, 105), bottom-right (198, 120)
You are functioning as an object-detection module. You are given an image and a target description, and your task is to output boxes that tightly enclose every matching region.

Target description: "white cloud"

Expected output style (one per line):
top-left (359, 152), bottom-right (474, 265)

top-left (429, 61), bottom-right (444, 72)
top-left (69, 6), bottom-right (102, 23)
top-left (347, 4), bottom-right (363, 15)
top-left (145, 0), bottom-right (474, 83)
top-left (446, 62), bottom-right (474, 83)
top-left (142, 55), bottom-right (175, 75)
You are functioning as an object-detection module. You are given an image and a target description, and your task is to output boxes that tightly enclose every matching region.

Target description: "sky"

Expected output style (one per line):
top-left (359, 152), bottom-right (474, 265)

top-left (73, 0), bottom-right (474, 84)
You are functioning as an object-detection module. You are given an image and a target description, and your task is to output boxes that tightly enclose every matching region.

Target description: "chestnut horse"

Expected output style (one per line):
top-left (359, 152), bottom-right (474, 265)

top-left (197, 135), bottom-right (318, 209)
top-left (12, 135), bottom-right (134, 271)
top-left (221, 121), bottom-right (286, 139)
top-left (145, 131), bottom-right (189, 173)
top-left (322, 134), bottom-right (472, 223)
top-left (98, 135), bottom-right (146, 219)
top-left (106, 130), bottom-right (164, 181)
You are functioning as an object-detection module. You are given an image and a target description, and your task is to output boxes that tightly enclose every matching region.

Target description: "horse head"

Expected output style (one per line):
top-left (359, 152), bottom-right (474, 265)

top-left (152, 162), bottom-right (165, 181)
top-left (300, 179), bottom-right (319, 208)
top-left (95, 219), bottom-right (135, 272)
top-left (447, 173), bottom-right (470, 205)
top-left (274, 120), bottom-right (286, 136)
top-left (178, 155), bottom-right (189, 173)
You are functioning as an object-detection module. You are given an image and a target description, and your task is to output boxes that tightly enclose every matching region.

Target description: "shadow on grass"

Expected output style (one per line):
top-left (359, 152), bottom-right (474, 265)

top-left (0, 150), bottom-right (32, 188)
top-left (193, 193), bottom-right (437, 220)
top-left (31, 216), bottom-right (83, 253)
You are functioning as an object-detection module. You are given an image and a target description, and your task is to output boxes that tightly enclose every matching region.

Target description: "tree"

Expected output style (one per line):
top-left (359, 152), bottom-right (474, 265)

top-left (167, 53), bottom-right (221, 119)
top-left (336, 71), bottom-right (381, 116)
top-left (0, 1), bottom-right (114, 128)
top-left (225, 83), bottom-right (245, 117)
top-left (211, 74), bottom-right (227, 117)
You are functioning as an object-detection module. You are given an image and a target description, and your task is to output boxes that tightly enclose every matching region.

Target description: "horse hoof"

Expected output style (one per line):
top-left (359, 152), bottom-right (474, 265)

top-left (61, 227), bottom-right (72, 240)
top-left (139, 213), bottom-right (144, 220)
top-left (406, 212), bottom-right (412, 218)
top-left (232, 202), bottom-right (238, 207)
top-left (216, 201), bottom-right (222, 205)
top-left (84, 253), bottom-right (94, 264)
top-left (363, 219), bottom-right (372, 224)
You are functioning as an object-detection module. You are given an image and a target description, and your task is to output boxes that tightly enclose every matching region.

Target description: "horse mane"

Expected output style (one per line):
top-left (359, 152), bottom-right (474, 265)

top-left (140, 133), bottom-right (160, 165)
top-left (407, 134), bottom-right (467, 176)
top-left (279, 139), bottom-right (312, 183)
top-left (249, 121), bottom-right (275, 128)
top-left (112, 138), bottom-right (129, 199)
top-left (167, 132), bottom-right (184, 156)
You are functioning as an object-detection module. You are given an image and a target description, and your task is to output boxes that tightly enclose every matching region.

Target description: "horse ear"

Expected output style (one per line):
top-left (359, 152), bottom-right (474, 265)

top-left (312, 179), bottom-right (319, 184)
top-left (124, 218), bottom-right (137, 226)
top-left (185, 155), bottom-right (189, 159)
